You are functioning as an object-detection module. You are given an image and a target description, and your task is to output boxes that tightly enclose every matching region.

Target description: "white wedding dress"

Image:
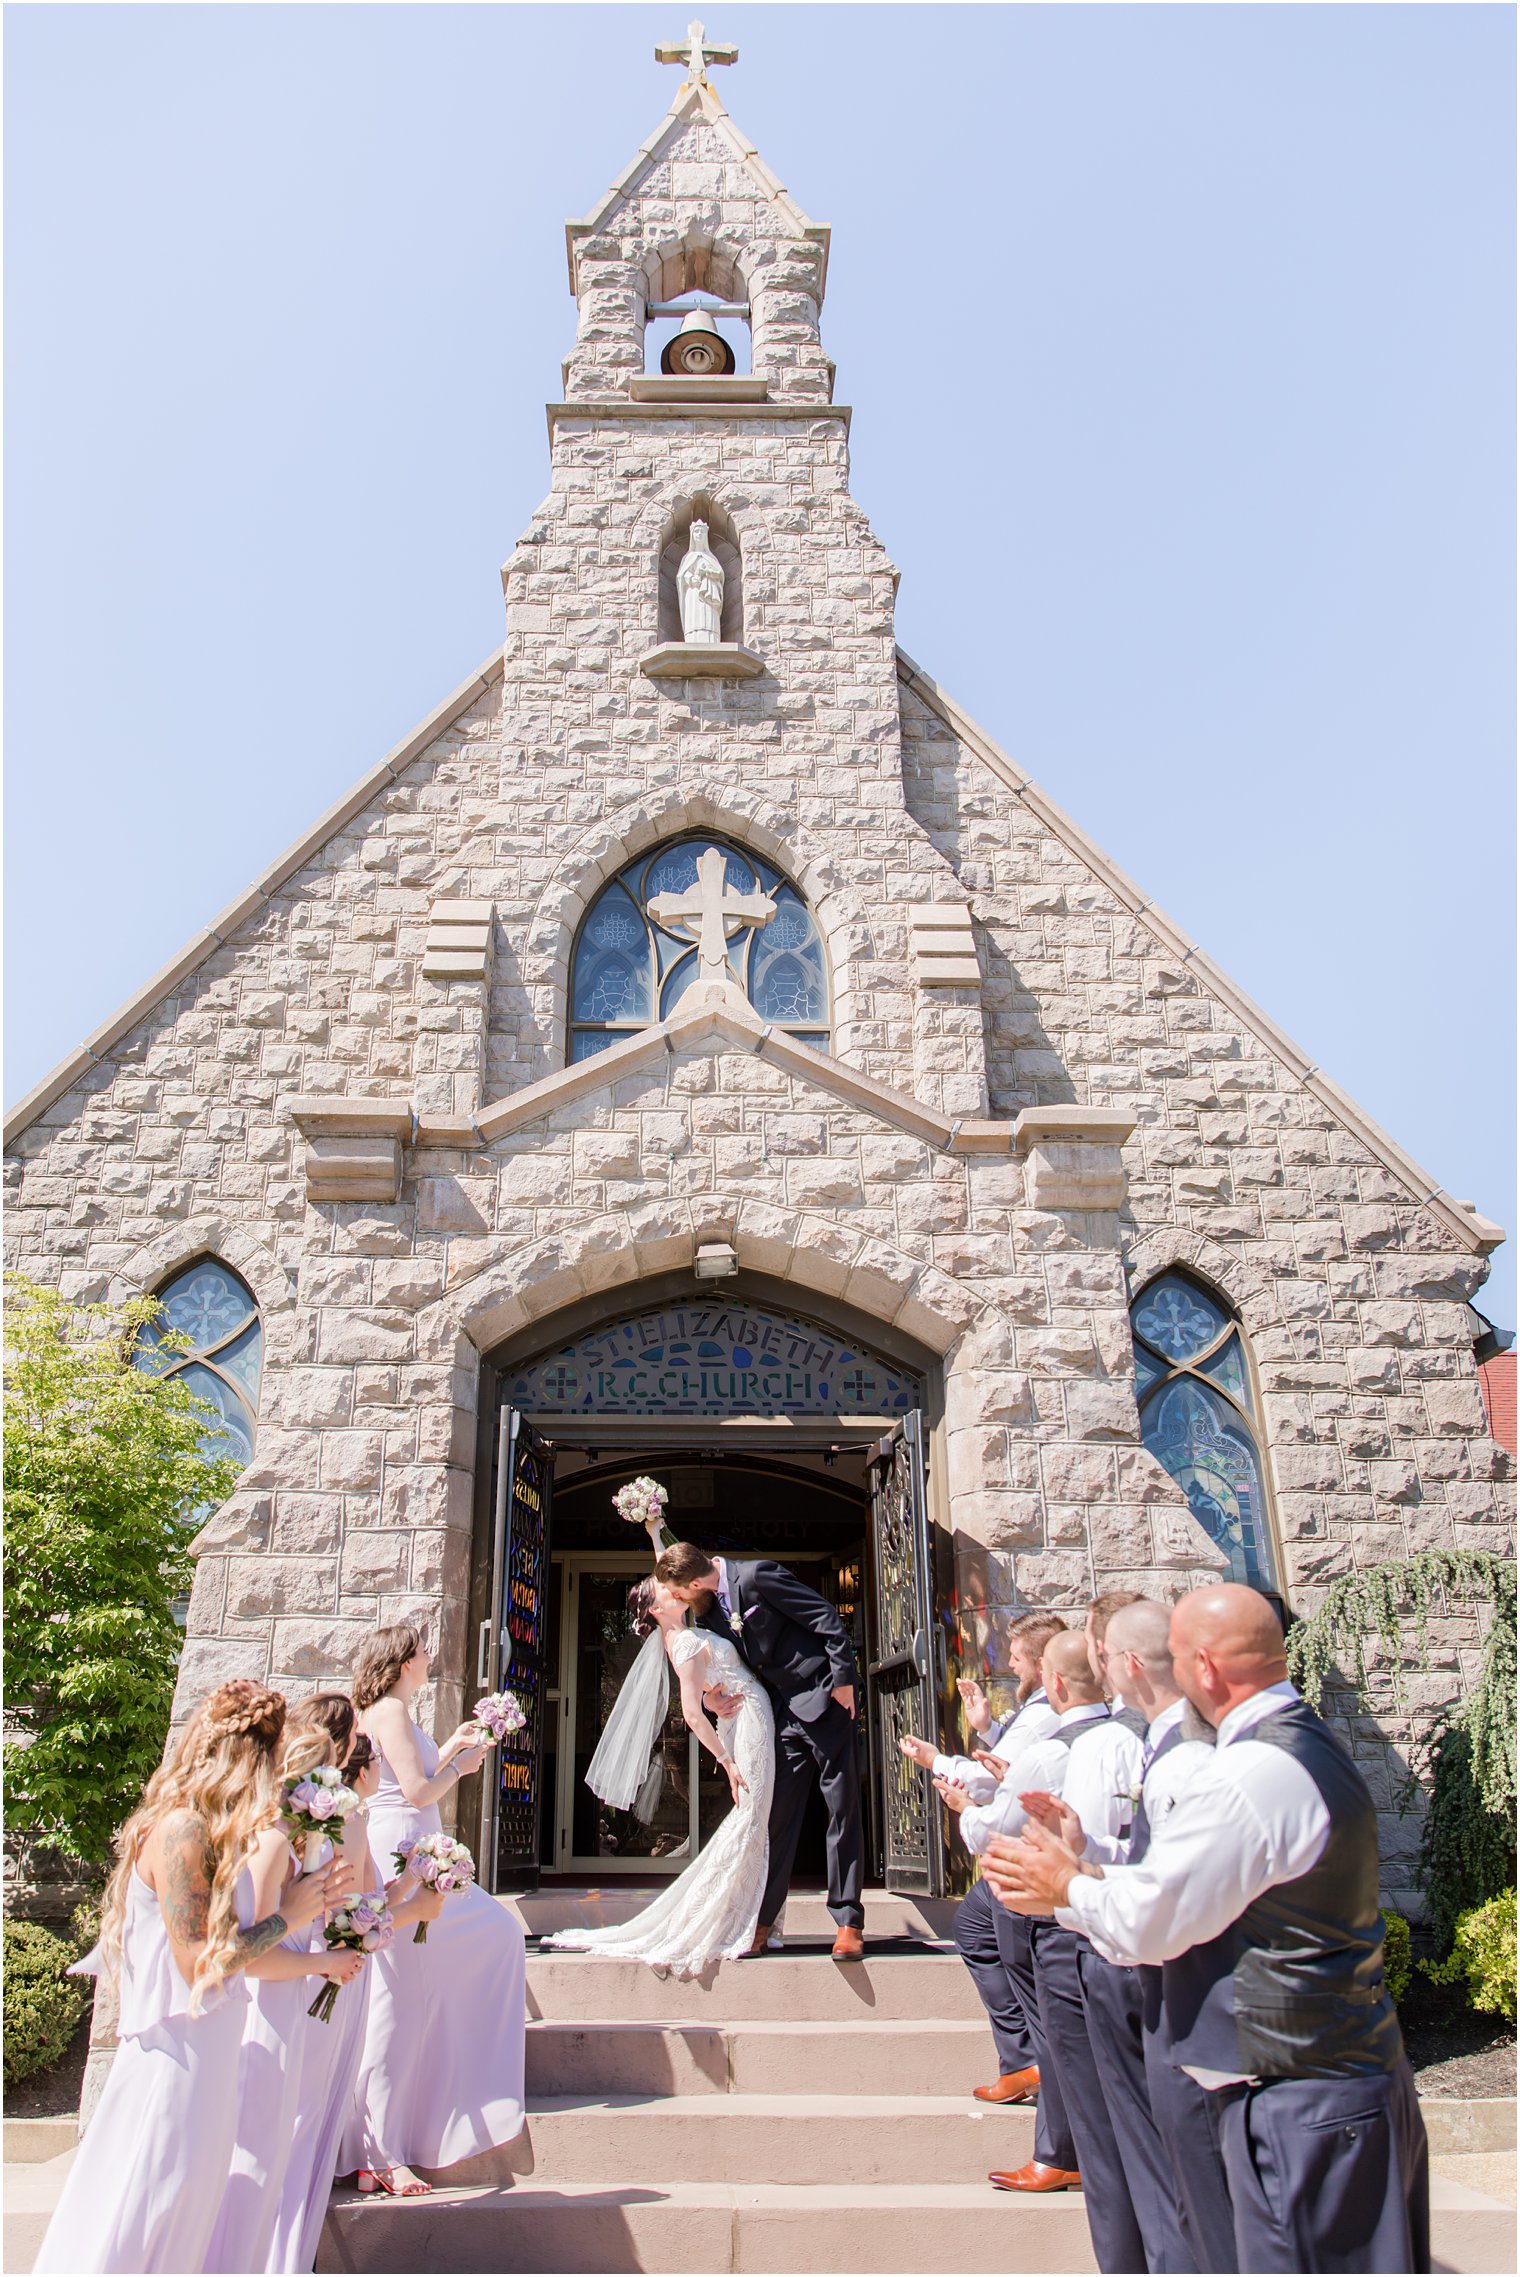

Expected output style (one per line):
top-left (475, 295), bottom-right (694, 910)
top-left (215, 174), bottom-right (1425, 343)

top-left (544, 1630), bottom-right (775, 1977)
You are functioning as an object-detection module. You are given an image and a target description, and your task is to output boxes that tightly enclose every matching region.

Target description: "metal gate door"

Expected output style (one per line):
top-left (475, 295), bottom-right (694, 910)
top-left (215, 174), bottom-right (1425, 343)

top-left (479, 1407), bottom-right (553, 1892)
top-left (865, 1411), bottom-right (944, 1896)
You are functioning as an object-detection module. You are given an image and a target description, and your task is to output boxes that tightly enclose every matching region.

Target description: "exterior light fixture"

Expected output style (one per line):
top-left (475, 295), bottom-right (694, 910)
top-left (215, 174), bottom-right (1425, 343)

top-left (694, 1241), bottom-right (738, 1281)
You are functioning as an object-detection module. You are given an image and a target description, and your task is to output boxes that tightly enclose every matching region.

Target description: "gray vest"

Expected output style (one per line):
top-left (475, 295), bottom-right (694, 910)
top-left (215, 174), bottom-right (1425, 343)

top-left (1162, 1698), bottom-right (1404, 2080)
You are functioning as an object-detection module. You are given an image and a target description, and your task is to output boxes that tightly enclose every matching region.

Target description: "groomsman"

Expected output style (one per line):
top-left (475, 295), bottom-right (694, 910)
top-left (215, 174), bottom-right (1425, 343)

top-left (986, 1584), bottom-right (1430, 2276)
top-left (900, 1611), bottom-right (1065, 2105)
top-left (1023, 1597), bottom-right (1232, 2273)
top-left (936, 1632), bottom-right (1117, 2203)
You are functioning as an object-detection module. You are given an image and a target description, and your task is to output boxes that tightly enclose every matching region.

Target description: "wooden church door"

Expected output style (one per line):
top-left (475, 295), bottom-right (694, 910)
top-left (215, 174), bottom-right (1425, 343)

top-left (865, 1411), bottom-right (945, 1896)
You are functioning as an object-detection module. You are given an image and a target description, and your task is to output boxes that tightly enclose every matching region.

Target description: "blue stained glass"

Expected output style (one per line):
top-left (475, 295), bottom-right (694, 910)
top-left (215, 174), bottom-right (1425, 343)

top-left (1134, 1344), bottom-right (1164, 1398)
top-left (132, 1323), bottom-right (175, 1377)
top-left (179, 1363), bottom-right (255, 1467)
top-left (161, 1260), bottom-right (254, 1349)
top-left (571, 1031), bottom-right (617, 1062)
top-left (569, 835), bottom-right (829, 1058)
top-left (1143, 1376), bottom-right (1275, 1591)
top-left (217, 1321), bottom-right (264, 1403)
top-left (1200, 1334), bottom-right (1252, 1412)
top-left (1132, 1274), bottom-right (1227, 1364)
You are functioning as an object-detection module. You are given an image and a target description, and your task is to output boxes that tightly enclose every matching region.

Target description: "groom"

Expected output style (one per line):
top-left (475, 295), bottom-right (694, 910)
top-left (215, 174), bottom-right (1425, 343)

top-left (654, 1541), bottom-right (867, 1961)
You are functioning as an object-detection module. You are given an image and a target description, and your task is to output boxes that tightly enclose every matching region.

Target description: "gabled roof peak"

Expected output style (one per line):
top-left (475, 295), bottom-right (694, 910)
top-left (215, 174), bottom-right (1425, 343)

top-left (564, 33), bottom-right (827, 298)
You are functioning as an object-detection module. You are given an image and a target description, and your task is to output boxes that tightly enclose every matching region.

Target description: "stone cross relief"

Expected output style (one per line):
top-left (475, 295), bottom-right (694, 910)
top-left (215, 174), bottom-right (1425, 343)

top-left (676, 519), bottom-right (724, 643)
top-left (648, 845), bottom-right (774, 1002)
top-left (655, 20), bottom-right (738, 84)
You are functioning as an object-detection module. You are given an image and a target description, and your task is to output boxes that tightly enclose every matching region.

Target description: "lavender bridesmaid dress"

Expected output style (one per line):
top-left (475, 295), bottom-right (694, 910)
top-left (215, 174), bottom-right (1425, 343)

top-left (264, 1886), bottom-right (374, 2271)
top-left (205, 1846), bottom-right (321, 2274)
top-left (35, 1867), bottom-right (253, 2275)
top-left (338, 1720), bottom-right (526, 2174)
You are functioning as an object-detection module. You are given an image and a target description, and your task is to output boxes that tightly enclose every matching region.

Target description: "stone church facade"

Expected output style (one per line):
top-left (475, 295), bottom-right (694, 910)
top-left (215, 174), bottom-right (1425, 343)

top-left (7, 39), bottom-right (1511, 1907)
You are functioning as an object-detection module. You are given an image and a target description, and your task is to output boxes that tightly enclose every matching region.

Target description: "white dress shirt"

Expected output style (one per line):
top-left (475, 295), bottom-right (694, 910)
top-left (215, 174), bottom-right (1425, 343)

top-left (1061, 1712), bottom-right (1146, 1867)
top-left (934, 1687), bottom-right (1059, 1803)
top-left (959, 1702), bottom-right (1110, 1857)
top-left (1057, 1683), bottom-right (1331, 1971)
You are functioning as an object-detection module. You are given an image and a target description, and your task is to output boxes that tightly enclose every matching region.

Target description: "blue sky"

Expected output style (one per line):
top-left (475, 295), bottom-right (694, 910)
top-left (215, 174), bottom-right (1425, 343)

top-left (6, 4), bottom-right (1514, 1323)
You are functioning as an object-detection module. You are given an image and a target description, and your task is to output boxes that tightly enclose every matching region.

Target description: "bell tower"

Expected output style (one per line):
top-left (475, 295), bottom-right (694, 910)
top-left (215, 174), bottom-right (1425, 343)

top-left (495, 25), bottom-right (991, 1125)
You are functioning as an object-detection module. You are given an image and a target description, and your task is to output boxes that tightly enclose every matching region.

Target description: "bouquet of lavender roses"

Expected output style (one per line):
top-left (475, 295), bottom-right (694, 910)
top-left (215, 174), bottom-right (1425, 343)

top-left (393, 1832), bottom-right (476, 1942)
top-left (309, 1895), bottom-right (394, 2022)
top-left (612, 1476), bottom-right (668, 1528)
top-left (280, 1764), bottom-right (360, 1873)
top-left (472, 1690), bottom-right (527, 1742)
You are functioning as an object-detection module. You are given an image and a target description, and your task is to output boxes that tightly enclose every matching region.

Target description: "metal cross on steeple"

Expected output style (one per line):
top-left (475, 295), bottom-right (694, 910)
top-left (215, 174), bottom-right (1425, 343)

top-left (655, 20), bottom-right (738, 85)
top-left (649, 846), bottom-right (773, 989)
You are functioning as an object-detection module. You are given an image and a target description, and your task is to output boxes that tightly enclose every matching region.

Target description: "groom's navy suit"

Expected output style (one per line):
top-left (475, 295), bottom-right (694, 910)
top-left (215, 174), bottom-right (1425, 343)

top-left (697, 1559), bottom-right (865, 1931)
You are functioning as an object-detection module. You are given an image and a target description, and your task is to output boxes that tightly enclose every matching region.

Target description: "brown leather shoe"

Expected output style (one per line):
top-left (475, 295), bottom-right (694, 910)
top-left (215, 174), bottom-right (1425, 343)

top-left (739, 1922), bottom-right (776, 1959)
top-left (831, 1925), bottom-right (865, 1962)
top-left (989, 2161), bottom-right (1081, 2193)
top-left (973, 2066), bottom-right (1040, 2105)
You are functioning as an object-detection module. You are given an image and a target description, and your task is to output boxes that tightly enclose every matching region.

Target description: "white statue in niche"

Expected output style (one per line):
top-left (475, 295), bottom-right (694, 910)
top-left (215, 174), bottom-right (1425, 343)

top-left (676, 519), bottom-right (725, 644)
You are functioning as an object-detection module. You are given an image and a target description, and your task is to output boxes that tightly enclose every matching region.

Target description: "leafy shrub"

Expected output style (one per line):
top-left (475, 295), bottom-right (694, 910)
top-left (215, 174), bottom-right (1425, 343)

top-left (70, 1896), bottom-right (102, 1957)
top-left (2, 1919), bottom-right (89, 2086)
top-left (1423, 1890), bottom-right (1518, 2019)
top-left (4, 1278), bottom-right (241, 1864)
top-left (1380, 1910), bottom-right (1412, 2005)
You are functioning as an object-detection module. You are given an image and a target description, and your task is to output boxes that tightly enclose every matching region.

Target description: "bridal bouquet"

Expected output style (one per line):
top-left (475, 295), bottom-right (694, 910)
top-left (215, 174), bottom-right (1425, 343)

top-left (394, 1832), bottom-right (476, 1941)
top-left (309, 1896), bottom-right (395, 2022)
top-left (281, 1764), bottom-right (361, 1873)
top-left (473, 1690), bottom-right (527, 1741)
top-left (612, 1476), bottom-right (668, 1527)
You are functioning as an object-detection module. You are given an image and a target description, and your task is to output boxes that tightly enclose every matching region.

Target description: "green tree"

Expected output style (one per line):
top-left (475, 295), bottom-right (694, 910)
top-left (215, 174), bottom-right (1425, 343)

top-left (4, 1278), bottom-right (241, 1865)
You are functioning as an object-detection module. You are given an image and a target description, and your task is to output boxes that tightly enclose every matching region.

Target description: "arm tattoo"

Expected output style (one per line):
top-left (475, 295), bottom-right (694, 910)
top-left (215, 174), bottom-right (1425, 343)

top-left (159, 1812), bottom-right (212, 1948)
top-left (231, 1913), bottom-right (290, 1967)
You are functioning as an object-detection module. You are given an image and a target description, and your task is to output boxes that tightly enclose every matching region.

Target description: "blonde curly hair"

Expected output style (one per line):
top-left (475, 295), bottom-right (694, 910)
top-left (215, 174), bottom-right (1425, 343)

top-left (98, 1679), bottom-right (286, 2015)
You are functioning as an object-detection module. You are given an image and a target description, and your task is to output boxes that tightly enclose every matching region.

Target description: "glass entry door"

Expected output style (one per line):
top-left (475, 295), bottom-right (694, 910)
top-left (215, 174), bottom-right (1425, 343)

top-left (550, 1557), bottom-right (732, 1874)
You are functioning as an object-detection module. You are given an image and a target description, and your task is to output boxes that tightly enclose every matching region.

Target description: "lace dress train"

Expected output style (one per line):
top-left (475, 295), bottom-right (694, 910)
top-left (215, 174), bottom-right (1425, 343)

top-left (544, 1630), bottom-right (775, 1978)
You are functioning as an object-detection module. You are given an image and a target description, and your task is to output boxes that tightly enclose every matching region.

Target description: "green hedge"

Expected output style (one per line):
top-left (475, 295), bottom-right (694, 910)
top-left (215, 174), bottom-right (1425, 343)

top-left (1424, 1890), bottom-right (1518, 2020)
top-left (2, 1920), bottom-right (89, 2087)
top-left (1380, 1910), bottom-right (1412, 2005)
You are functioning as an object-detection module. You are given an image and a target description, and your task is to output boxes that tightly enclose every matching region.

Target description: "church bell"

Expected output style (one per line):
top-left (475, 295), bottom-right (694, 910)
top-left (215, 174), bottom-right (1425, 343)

top-left (660, 306), bottom-right (737, 378)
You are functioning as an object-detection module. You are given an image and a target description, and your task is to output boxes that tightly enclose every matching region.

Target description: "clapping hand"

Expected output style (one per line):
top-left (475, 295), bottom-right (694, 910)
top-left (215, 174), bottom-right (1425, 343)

top-left (898, 1733), bottom-right (937, 1769)
top-left (972, 1749), bottom-right (1009, 1781)
top-left (981, 1820), bottom-right (1086, 1915)
top-left (1018, 1789), bottom-right (1084, 1853)
top-left (933, 1777), bottom-right (974, 1817)
top-left (956, 1676), bottom-right (993, 1735)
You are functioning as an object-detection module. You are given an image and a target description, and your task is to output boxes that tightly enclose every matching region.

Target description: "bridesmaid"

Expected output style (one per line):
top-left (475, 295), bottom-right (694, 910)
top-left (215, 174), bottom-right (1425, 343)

top-left (340, 1622), bottom-right (528, 2195)
top-left (35, 1680), bottom-right (347, 2276)
top-left (266, 1700), bottom-right (440, 2270)
top-left (204, 1720), bottom-right (368, 2274)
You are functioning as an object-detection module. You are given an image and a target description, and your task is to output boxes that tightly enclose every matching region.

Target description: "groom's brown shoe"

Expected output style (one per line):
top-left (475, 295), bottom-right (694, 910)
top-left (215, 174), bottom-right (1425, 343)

top-left (831, 1925), bottom-right (864, 1962)
top-left (740, 1922), bottom-right (776, 1958)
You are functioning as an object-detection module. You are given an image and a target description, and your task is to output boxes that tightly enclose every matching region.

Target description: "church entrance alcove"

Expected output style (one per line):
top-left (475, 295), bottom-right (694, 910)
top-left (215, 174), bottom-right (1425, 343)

top-left (465, 1278), bottom-right (949, 1907)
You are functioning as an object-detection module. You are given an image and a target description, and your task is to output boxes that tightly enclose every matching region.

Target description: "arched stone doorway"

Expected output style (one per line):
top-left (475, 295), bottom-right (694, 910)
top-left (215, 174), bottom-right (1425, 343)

top-left (466, 1270), bottom-right (948, 1901)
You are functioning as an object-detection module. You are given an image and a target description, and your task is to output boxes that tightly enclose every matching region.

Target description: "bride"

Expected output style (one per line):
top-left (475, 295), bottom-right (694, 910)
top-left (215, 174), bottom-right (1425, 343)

top-left (543, 1575), bottom-right (775, 1977)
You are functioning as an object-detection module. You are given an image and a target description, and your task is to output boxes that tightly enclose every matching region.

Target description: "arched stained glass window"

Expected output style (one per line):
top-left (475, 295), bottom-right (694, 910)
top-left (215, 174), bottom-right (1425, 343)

top-left (569, 835), bottom-right (829, 1062)
top-left (133, 1257), bottom-right (262, 1470)
top-left (1130, 1270), bottom-right (1278, 1594)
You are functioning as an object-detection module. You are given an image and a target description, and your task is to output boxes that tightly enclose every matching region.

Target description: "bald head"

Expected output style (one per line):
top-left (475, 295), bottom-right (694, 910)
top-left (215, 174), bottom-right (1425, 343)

top-left (1042, 1629), bottom-right (1107, 1712)
top-left (1169, 1584), bottom-right (1287, 1724)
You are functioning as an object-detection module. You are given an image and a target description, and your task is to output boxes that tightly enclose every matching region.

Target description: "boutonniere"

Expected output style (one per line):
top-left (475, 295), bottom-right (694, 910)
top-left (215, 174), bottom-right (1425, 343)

top-left (1121, 1779), bottom-right (1144, 1808)
top-left (728, 1612), bottom-right (744, 1637)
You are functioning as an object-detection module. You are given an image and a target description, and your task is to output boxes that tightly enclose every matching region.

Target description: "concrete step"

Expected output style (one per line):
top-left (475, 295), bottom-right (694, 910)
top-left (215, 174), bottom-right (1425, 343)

top-left (510, 1888), bottom-right (959, 1943)
top-left (526, 1952), bottom-right (984, 2024)
top-left (440, 2093), bottom-right (1033, 2187)
top-left (313, 2174), bottom-right (1520, 2276)
top-left (315, 2178), bottom-right (1101, 2274)
top-left (1, 2117), bottom-right (75, 2164)
top-left (528, 2016), bottom-right (999, 2099)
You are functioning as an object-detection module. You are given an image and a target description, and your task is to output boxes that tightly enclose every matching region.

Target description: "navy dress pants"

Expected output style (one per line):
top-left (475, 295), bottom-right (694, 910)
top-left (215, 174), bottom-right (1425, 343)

top-left (1029, 1920), bottom-right (1147, 2273)
top-left (954, 1877), bottom-right (1036, 2075)
top-left (1077, 1945), bottom-right (1197, 2275)
top-left (1216, 2059), bottom-right (1430, 2273)
top-left (993, 1895), bottom-right (1077, 2170)
top-left (1139, 1967), bottom-right (1238, 2274)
